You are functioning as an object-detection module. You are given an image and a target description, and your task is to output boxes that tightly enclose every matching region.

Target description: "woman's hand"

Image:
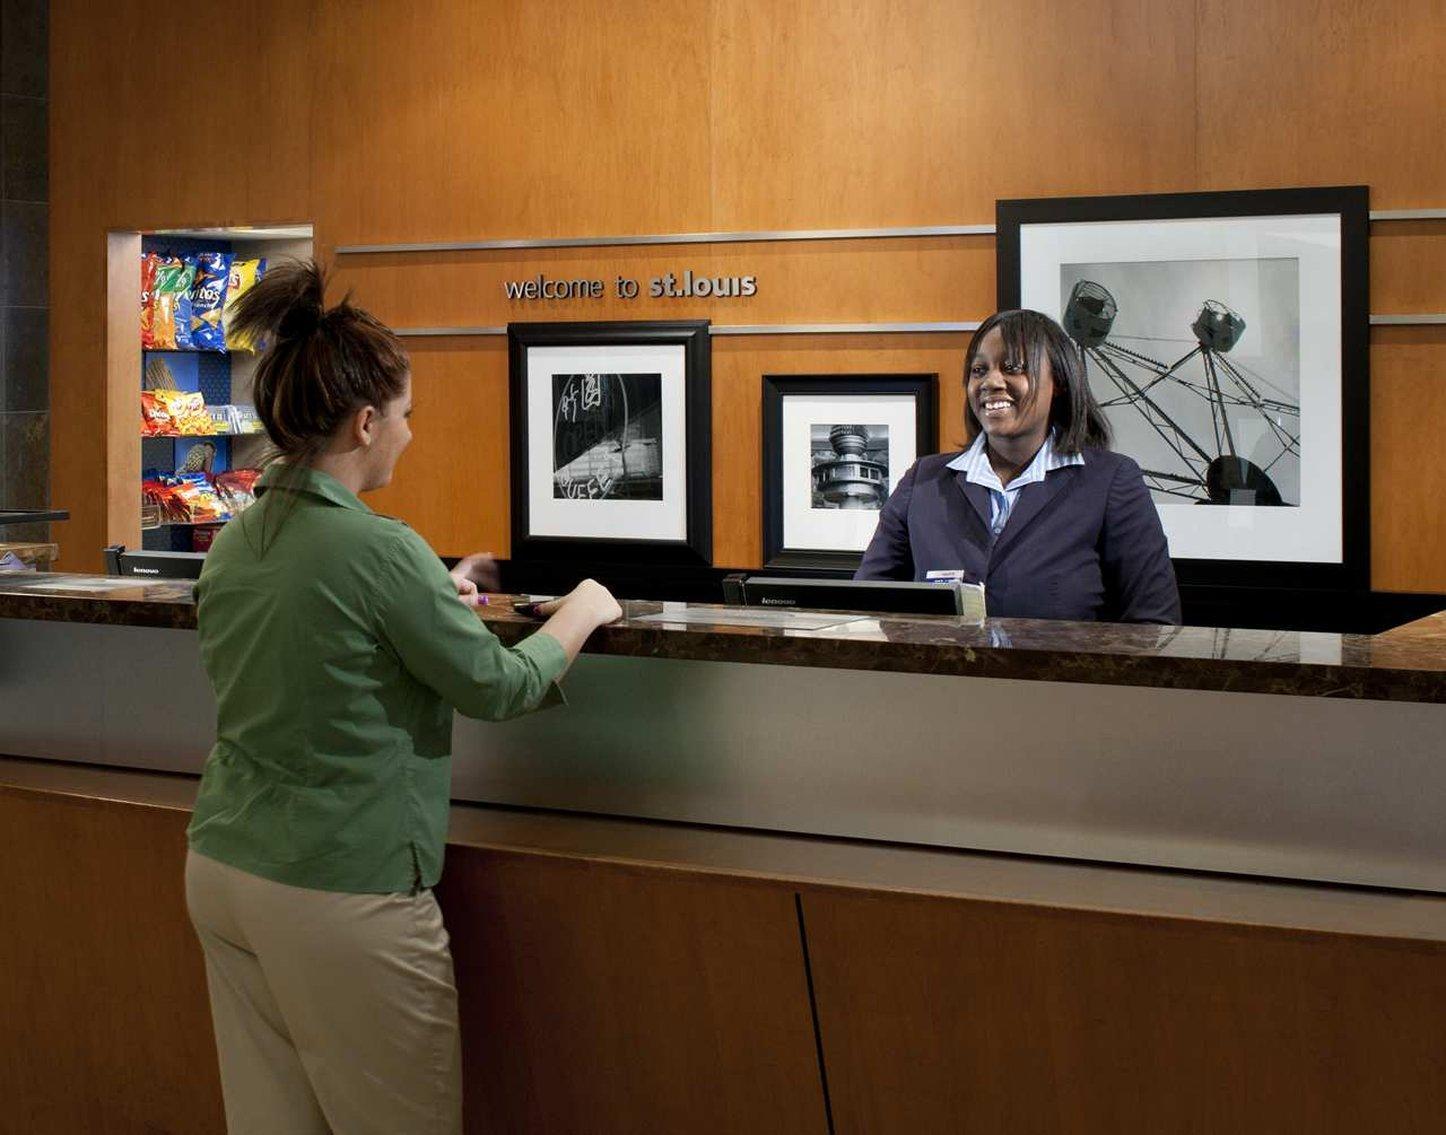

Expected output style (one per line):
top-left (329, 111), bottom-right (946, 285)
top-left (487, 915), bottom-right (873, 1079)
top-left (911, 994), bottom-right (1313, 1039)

top-left (531, 580), bottom-right (623, 668)
top-left (449, 552), bottom-right (500, 605)
top-left (535, 579), bottom-right (622, 626)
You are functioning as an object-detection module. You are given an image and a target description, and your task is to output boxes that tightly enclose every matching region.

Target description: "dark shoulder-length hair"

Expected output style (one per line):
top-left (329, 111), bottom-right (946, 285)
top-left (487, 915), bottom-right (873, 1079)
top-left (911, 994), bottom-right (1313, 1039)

top-left (963, 309), bottom-right (1110, 455)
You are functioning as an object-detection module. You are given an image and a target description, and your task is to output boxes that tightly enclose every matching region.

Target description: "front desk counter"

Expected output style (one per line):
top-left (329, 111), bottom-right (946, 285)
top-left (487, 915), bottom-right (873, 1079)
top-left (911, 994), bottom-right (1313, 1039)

top-left (3, 573), bottom-right (1446, 1134)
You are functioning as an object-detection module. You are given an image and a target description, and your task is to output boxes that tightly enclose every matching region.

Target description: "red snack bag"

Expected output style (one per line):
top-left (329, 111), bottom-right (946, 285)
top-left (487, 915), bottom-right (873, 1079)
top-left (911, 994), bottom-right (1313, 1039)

top-left (141, 390), bottom-right (175, 436)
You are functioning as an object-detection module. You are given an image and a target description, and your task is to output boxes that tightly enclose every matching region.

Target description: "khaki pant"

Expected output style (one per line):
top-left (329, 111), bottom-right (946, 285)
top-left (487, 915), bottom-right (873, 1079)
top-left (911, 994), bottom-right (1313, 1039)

top-left (185, 850), bottom-right (462, 1135)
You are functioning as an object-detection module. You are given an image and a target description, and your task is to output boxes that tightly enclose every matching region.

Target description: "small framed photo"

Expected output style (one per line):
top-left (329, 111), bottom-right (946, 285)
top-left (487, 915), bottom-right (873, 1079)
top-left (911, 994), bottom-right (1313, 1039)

top-left (508, 320), bottom-right (712, 564)
top-left (997, 186), bottom-right (1369, 591)
top-left (762, 374), bottom-right (938, 570)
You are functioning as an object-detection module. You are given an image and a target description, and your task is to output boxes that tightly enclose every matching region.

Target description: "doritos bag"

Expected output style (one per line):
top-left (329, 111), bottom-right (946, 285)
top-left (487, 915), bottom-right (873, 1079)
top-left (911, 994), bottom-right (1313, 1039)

top-left (140, 253), bottom-right (162, 349)
top-left (190, 251), bottom-right (233, 352)
top-left (152, 257), bottom-right (198, 350)
top-left (173, 256), bottom-right (198, 349)
top-left (223, 258), bottom-right (267, 352)
top-left (140, 390), bottom-right (174, 435)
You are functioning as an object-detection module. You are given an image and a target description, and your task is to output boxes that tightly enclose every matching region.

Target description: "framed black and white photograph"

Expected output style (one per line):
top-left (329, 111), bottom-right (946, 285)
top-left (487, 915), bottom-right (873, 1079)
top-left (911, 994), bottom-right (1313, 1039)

top-left (509, 320), bottom-right (711, 564)
top-left (763, 374), bottom-right (937, 570)
top-left (997, 186), bottom-right (1369, 591)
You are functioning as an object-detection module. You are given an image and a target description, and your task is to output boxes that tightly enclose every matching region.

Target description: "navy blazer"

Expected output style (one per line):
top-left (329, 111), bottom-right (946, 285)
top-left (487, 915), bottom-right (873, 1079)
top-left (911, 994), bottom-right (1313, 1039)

top-left (856, 448), bottom-right (1181, 624)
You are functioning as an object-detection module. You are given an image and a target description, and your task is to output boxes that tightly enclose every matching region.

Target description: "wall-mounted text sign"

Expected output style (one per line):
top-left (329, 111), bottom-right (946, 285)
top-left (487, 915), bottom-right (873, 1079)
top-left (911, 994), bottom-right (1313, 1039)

top-left (504, 270), bottom-right (757, 302)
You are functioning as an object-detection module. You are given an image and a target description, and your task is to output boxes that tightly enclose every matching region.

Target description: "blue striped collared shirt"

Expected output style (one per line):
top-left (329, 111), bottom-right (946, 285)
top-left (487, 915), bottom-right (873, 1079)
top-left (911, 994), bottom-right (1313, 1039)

top-left (946, 432), bottom-right (1085, 540)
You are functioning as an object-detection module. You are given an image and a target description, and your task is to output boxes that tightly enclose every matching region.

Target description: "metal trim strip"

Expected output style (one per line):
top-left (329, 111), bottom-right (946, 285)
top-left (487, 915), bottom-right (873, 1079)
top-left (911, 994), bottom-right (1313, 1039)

top-left (336, 224), bottom-right (997, 254)
top-left (391, 321), bottom-right (981, 338)
top-left (1369, 209), bottom-right (1446, 221)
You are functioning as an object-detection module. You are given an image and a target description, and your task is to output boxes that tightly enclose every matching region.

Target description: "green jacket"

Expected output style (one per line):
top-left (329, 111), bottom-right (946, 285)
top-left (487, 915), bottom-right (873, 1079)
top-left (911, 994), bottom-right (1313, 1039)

top-left (187, 464), bottom-right (566, 893)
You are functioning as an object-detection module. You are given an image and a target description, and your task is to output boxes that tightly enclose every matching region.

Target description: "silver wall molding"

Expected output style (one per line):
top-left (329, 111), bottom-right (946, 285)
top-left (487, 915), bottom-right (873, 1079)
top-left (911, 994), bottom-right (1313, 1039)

top-left (394, 316), bottom-right (1437, 337)
top-left (336, 224), bottom-right (997, 255)
top-left (337, 210), bottom-right (1443, 257)
top-left (352, 211), bottom-right (1441, 336)
top-left (397, 325), bottom-right (507, 337)
top-left (393, 321), bottom-right (981, 338)
top-left (711, 321), bottom-right (980, 335)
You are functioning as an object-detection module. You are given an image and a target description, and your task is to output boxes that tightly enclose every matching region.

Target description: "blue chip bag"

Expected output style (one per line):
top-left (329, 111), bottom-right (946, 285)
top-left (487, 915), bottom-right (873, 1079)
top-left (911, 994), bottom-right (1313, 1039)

top-left (171, 256), bottom-right (199, 349)
top-left (190, 251), bottom-right (234, 352)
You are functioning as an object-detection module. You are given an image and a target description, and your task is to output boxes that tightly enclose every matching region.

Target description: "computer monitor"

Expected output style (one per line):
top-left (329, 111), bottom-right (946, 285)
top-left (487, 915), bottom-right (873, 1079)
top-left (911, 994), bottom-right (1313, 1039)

top-left (722, 574), bottom-right (984, 618)
top-left (103, 545), bottom-right (206, 580)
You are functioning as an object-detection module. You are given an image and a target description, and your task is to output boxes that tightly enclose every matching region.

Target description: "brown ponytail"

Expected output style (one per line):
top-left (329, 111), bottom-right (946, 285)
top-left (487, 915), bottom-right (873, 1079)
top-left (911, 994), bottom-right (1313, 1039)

top-left (228, 259), bottom-right (410, 465)
top-left (228, 260), bottom-right (409, 554)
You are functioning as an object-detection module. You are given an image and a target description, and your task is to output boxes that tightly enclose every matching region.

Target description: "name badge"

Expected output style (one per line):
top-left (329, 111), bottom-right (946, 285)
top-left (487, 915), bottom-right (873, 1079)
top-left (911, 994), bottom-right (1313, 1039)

top-left (925, 569), bottom-right (969, 584)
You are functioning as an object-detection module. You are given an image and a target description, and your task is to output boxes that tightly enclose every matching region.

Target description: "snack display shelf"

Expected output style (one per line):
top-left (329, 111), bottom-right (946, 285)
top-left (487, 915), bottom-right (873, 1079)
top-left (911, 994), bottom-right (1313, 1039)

top-left (136, 228), bottom-right (312, 555)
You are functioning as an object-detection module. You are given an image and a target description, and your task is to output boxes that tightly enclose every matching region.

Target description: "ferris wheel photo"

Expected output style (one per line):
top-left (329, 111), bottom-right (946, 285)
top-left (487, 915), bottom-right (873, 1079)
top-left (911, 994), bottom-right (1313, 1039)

top-left (997, 185), bottom-right (1369, 588)
top-left (1059, 258), bottom-right (1301, 509)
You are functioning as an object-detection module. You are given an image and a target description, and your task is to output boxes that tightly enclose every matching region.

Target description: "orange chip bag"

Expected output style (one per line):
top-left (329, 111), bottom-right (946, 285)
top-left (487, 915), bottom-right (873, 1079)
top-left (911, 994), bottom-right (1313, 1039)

top-left (140, 390), bottom-right (174, 435)
top-left (153, 389), bottom-right (213, 435)
top-left (140, 254), bottom-right (162, 348)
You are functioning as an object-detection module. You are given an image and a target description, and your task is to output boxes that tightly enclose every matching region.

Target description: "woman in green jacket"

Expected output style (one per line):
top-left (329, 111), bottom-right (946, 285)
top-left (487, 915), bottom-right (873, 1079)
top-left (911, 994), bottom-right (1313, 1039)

top-left (184, 260), bottom-right (620, 1134)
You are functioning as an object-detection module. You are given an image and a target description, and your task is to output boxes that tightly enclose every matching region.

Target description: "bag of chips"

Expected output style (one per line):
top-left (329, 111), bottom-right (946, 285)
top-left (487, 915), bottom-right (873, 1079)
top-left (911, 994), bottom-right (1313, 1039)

top-left (151, 257), bottom-right (198, 349)
top-left (152, 388), bottom-right (214, 435)
top-left (173, 255), bottom-right (198, 349)
top-left (190, 251), bottom-right (233, 351)
top-left (140, 253), bottom-right (162, 349)
top-left (140, 390), bottom-right (174, 435)
top-left (223, 258), bottom-right (267, 352)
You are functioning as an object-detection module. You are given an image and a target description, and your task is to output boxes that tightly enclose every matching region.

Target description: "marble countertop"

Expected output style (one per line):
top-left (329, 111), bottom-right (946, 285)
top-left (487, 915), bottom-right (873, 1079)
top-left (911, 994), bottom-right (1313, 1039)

top-left (3, 572), bottom-right (1445, 703)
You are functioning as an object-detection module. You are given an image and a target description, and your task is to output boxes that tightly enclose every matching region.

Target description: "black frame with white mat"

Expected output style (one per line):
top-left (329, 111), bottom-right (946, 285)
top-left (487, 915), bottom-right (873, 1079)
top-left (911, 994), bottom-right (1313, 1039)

top-left (508, 320), bottom-right (713, 566)
top-left (996, 185), bottom-right (1369, 593)
top-left (761, 373), bottom-right (938, 571)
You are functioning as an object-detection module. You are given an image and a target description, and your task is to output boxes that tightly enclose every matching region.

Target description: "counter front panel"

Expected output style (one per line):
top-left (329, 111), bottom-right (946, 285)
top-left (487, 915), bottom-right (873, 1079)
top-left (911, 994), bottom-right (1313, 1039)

top-left (3, 573), bottom-right (1444, 894)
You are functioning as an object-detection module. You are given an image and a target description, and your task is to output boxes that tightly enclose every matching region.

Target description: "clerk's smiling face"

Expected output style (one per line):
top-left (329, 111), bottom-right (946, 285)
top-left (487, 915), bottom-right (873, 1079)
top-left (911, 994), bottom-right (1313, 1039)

top-left (966, 327), bottom-right (1055, 446)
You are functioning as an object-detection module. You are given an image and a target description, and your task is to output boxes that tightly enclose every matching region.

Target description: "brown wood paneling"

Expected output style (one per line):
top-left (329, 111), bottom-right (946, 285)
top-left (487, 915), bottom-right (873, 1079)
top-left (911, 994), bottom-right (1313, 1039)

top-left (713, 333), bottom-right (970, 565)
top-left (365, 338), bottom-right (514, 557)
top-left (1370, 327), bottom-right (1446, 592)
top-left (309, 0), bottom-right (714, 248)
top-left (7, 768), bottom-right (1446, 1135)
top-left (437, 848), bottom-right (828, 1135)
top-left (335, 238), bottom-right (995, 330)
top-left (358, 322), bottom-right (976, 565)
top-left (1371, 224), bottom-right (1446, 315)
top-left (48, 0), bottom-right (1446, 588)
top-left (50, 0), bottom-right (313, 229)
top-left (0, 786), bottom-right (224, 1134)
top-left (1196, 1), bottom-right (1446, 208)
top-left (711, 0), bottom-right (1199, 229)
top-left (803, 887), bottom-right (1446, 1135)
top-left (49, 0), bottom-right (314, 572)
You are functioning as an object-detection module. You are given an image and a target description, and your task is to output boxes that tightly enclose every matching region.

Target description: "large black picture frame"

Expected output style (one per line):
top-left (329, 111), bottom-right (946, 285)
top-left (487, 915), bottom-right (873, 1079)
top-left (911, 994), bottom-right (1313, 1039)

top-left (762, 373), bottom-right (938, 570)
top-left (508, 320), bottom-right (712, 566)
top-left (996, 186), bottom-right (1370, 592)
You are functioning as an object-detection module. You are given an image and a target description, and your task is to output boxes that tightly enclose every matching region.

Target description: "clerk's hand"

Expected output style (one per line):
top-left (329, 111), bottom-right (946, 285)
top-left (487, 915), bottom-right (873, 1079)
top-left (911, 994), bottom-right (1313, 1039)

top-left (449, 552), bottom-right (500, 604)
